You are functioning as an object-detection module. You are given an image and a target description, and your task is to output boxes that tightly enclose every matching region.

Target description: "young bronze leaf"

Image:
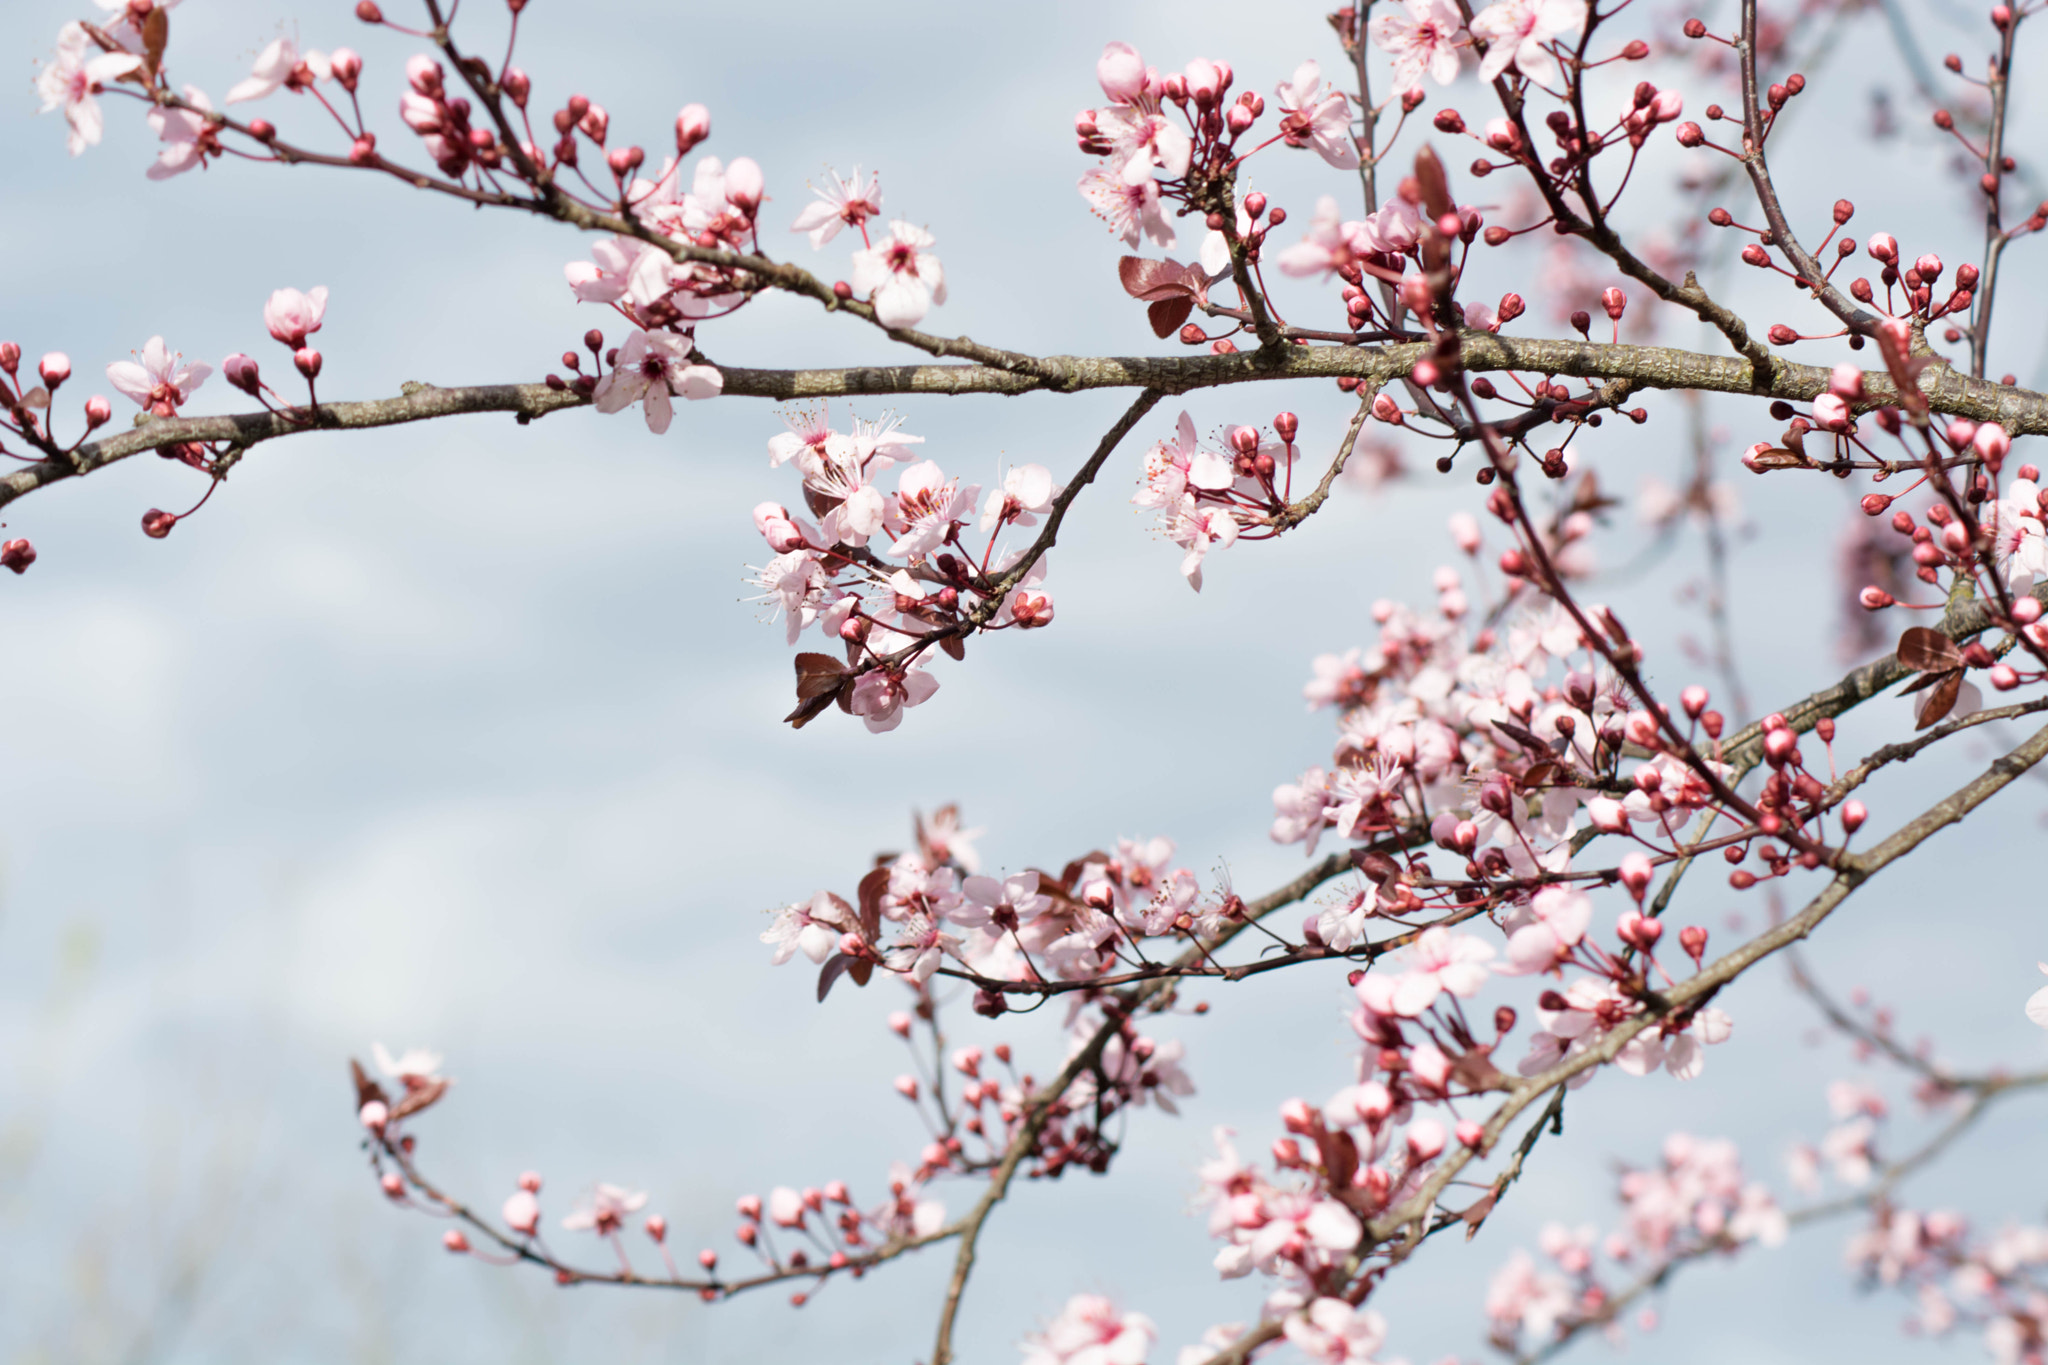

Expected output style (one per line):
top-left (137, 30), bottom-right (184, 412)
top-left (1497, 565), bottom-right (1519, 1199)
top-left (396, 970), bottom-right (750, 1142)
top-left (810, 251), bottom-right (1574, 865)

top-left (794, 652), bottom-right (849, 702)
top-left (1897, 627), bottom-right (1963, 674)
top-left (390, 1076), bottom-right (450, 1121)
top-left (857, 865), bottom-right (891, 940)
top-left (1914, 669), bottom-right (1964, 730)
top-left (939, 634), bottom-right (966, 661)
top-left (783, 688), bottom-right (841, 729)
top-left (817, 952), bottom-right (855, 1002)
top-left (1461, 1190), bottom-right (1499, 1240)
top-left (1148, 296), bottom-right (1195, 339)
top-left (142, 7), bottom-right (169, 76)
top-left (1118, 256), bottom-right (1198, 302)
top-left (1491, 719), bottom-right (1554, 756)
top-left (350, 1059), bottom-right (389, 1110)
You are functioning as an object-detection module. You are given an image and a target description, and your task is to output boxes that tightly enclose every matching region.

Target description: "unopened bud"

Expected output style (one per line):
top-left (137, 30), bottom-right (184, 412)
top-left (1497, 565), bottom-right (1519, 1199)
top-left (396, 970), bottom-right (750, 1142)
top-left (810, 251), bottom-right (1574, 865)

top-left (0, 539), bottom-right (35, 575)
top-left (675, 103), bottom-right (711, 154)
top-left (142, 509), bottom-right (176, 539)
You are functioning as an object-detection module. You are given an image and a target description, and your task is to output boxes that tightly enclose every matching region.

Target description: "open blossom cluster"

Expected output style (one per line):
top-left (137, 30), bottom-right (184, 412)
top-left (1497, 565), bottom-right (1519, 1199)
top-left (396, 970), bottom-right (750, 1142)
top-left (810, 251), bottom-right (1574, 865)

top-left (1844, 1203), bottom-right (2048, 1364)
top-left (1131, 410), bottom-right (1302, 589)
top-left (744, 410), bottom-right (1063, 731)
top-left (763, 806), bottom-right (1224, 999)
top-left (1485, 1134), bottom-right (1786, 1355)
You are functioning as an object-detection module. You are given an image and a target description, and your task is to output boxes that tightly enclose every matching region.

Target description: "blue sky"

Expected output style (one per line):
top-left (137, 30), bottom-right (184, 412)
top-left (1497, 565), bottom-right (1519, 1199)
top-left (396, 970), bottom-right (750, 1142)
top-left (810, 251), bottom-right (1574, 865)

top-left (2, 1), bottom-right (2046, 1362)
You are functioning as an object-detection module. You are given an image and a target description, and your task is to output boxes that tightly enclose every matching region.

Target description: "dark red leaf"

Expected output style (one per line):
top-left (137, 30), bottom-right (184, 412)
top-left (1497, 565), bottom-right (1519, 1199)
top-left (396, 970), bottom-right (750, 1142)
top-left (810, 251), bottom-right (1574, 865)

top-left (1914, 669), bottom-right (1963, 730)
top-left (1147, 296), bottom-right (1195, 338)
top-left (1315, 1129), bottom-right (1359, 1191)
top-left (390, 1076), bottom-right (449, 1121)
top-left (1461, 1190), bottom-right (1499, 1240)
top-left (817, 953), bottom-right (855, 1002)
top-left (857, 866), bottom-right (890, 941)
top-left (350, 1059), bottom-right (389, 1110)
top-left (849, 958), bottom-right (875, 987)
top-left (1057, 851), bottom-right (1111, 892)
top-left (794, 652), bottom-right (849, 703)
top-left (940, 634), bottom-right (966, 661)
top-left (1897, 627), bottom-right (1963, 674)
top-left (1118, 256), bottom-right (1194, 301)
top-left (784, 688), bottom-right (841, 728)
top-left (142, 7), bottom-right (169, 76)
top-left (1490, 719), bottom-right (1553, 756)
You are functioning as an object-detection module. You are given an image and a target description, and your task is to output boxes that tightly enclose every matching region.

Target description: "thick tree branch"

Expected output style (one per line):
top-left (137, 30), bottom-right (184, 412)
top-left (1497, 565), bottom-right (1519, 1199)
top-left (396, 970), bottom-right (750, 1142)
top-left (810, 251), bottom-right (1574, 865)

top-left (17, 339), bottom-right (2048, 513)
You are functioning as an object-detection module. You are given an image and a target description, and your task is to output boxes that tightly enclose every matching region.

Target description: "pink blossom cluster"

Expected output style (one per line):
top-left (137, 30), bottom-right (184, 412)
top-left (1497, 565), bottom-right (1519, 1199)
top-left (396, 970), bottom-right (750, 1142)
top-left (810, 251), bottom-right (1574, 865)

top-left (745, 414), bottom-right (1065, 729)
top-left (1844, 1205), bottom-right (2048, 1365)
top-left (1484, 1134), bottom-right (1785, 1356)
top-left (764, 807), bottom-right (1230, 999)
top-left (1131, 410), bottom-right (1304, 589)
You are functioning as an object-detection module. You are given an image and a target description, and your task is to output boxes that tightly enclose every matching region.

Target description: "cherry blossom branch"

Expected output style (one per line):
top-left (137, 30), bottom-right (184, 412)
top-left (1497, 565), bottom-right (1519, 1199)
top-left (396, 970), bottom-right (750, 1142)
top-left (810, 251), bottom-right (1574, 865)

top-left (1458, 4), bottom-right (1778, 375)
top-left (1966, 10), bottom-right (2023, 379)
top-left (1515, 1073), bottom-right (2048, 1365)
top-left (1197, 718), bottom-right (2048, 1365)
top-left (930, 998), bottom-right (1148, 1365)
top-left (1734, 0), bottom-right (1885, 339)
top-left (1787, 952), bottom-right (2048, 1096)
top-left (372, 1130), bottom-right (954, 1294)
top-left (18, 341), bottom-right (2048, 514)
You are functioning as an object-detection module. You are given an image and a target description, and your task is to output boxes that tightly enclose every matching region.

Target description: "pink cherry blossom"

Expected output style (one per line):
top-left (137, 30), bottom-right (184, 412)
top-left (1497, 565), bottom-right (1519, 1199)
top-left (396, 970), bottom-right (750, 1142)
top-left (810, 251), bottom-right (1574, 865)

top-left (1284, 1298), bottom-right (1388, 1365)
top-left (1166, 495), bottom-right (1240, 592)
top-left (105, 337), bottom-right (212, 415)
top-left (1369, 0), bottom-right (1470, 92)
top-left (592, 329), bottom-right (723, 434)
top-left (565, 237), bottom-right (651, 304)
top-left (850, 663), bottom-right (940, 734)
top-left (1378, 926), bottom-right (1495, 1016)
top-left (1021, 1293), bottom-right (1157, 1365)
top-left (1078, 167), bottom-right (1177, 250)
top-left (1468, 0), bottom-right (1587, 86)
top-left (956, 871), bottom-right (1051, 932)
top-left (1498, 886), bottom-right (1592, 974)
top-left (227, 37), bottom-right (330, 105)
top-left (37, 23), bottom-right (143, 156)
top-left (1983, 474), bottom-right (2048, 595)
top-left (887, 460), bottom-right (978, 558)
top-left (849, 221), bottom-right (947, 329)
top-left (145, 86), bottom-right (217, 180)
top-left (762, 890), bottom-right (855, 964)
top-left (264, 286), bottom-right (329, 348)
top-left (790, 166), bottom-right (882, 249)
top-left (1274, 61), bottom-right (1359, 170)
top-left (1097, 106), bottom-right (1193, 187)
top-left (982, 463), bottom-right (1057, 531)
top-left (1486, 1249), bottom-right (1576, 1341)
top-left (1276, 197), bottom-right (1376, 280)
top-left (560, 1183), bottom-right (648, 1235)
top-left (2027, 963), bottom-right (2048, 1028)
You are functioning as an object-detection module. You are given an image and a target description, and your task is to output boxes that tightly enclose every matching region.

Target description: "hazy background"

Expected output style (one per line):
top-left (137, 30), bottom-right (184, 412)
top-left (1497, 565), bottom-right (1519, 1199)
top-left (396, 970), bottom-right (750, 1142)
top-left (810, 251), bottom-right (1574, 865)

top-left (2, 1), bottom-right (2045, 1362)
